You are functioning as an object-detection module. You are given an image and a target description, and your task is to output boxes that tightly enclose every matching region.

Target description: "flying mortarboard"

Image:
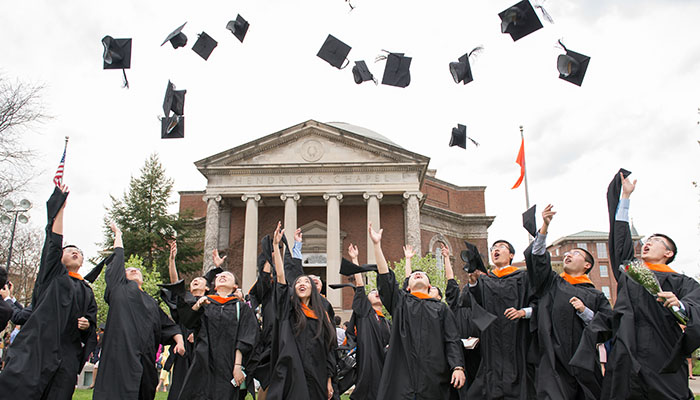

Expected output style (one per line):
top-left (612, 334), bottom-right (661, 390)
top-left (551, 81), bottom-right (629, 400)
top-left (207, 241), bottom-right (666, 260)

top-left (460, 241), bottom-right (488, 273)
top-left (449, 47), bottom-right (483, 85)
top-left (498, 0), bottom-right (543, 41)
top-left (449, 124), bottom-right (480, 149)
top-left (161, 116), bottom-right (184, 139)
top-left (161, 22), bottom-right (188, 49)
top-left (226, 14), bottom-right (250, 43)
top-left (162, 80), bottom-right (186, 117)
top-left (380, 52), bottom-right (412, 88)
top-left (101, 36), bottom-right (132, 87)
top-left (352, 60), bottom-right (375, 84)
top-left (329, 283), bottom-right (356, 290)
top-left (340, 258), bottom-right (378, 276)
top-left (556, 40), bottom-right (590, 86)
top-left (317, 34), bottom-right (351, 69)
top-left (192, 32), bottom-right (218, 60)
top-left (522, 205), bottom-right (537, 238)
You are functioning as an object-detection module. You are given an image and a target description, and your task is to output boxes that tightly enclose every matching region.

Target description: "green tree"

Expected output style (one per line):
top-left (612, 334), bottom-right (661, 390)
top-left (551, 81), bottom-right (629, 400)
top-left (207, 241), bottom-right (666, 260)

top-left (102, 153), bottom-right (200, 277)
top-left (91, 254), bottom-right (167, 326)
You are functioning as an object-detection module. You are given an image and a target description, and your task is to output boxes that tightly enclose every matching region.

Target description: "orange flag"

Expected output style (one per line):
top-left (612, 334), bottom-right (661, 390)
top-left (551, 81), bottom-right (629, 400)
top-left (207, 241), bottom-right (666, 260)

top-left (512, 138), bottom-right (525, 189)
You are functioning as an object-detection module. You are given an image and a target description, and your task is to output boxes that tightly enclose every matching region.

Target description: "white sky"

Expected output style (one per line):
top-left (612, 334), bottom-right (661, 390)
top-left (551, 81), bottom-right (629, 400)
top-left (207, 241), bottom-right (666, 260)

top-left (1, 0), bottom-right (699, 276)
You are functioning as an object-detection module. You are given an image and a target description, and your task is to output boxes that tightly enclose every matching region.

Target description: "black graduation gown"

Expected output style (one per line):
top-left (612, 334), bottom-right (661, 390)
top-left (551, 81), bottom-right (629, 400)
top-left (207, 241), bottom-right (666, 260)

top-left (571, 172), bottom-right (700, 400)
top-left (175, 295), bottom-right (258, 400)
top-left (248, 270), bottom-right (275, 389)
top-left (467, 268), bottom-right (533, 400)
top-left (349, 286), bottom-right (391, 400)
top-left (445, 278), bottom-right (480, 394)
top-left (93, 247), bottom-right (180, 400)
top-left (267, 282), bottom-right (335, 400)
top-left (524, 243), bottom-right (612, 399)
top-left (0, 299), bottom-right (12, 332)
top-left (0, 187), bottom-right (97, 400)
top-left (376, 271), bottom-right (464, 400)
top-left (159, 280), bottom-right (196, 400)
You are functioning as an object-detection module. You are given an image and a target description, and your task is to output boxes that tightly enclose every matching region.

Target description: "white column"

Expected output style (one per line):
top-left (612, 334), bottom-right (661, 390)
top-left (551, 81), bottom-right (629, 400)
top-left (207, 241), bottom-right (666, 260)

top-left (363, 192), bottom-right (383, 263)
top-left (202, 194), bottom-right (222, 273)
top-left (323, 193), bottom-right (343, 309)
top-left (403, 191), bottom-right (423, 255)
top-left (241, 194), bottom-right (261, 293)
top-left (280, 193), bottom-right (300, 245)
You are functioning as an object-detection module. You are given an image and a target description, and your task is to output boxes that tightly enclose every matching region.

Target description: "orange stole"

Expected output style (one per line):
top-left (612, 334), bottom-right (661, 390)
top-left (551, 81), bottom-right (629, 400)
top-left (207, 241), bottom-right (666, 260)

top-left (560, 272), bottom-right (593, 286)
top-left (490, 266), bottom-right (519, 278)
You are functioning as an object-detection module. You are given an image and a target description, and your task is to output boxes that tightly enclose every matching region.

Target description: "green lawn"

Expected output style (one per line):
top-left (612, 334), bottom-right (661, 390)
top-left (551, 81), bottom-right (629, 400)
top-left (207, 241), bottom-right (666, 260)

top-left (73, 389), bottom-right (351, 399)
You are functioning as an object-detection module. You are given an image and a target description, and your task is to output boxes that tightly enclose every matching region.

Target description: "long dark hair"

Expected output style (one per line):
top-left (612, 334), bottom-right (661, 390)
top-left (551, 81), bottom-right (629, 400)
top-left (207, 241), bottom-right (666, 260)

top-left (290, 275), bottom-right (335, 349)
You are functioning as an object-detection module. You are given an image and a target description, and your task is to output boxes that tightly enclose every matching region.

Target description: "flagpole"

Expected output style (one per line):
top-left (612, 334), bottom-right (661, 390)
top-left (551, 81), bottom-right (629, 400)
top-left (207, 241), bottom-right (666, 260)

top-left (520, 126), bottom-right (530, 210)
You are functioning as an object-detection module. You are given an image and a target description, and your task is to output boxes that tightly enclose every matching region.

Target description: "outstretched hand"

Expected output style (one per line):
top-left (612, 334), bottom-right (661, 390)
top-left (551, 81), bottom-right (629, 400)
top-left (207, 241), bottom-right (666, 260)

top-left (294, 228), bottom-right (303, 243)
top-left (541, 204), bottom-right (556, 229)
top-left (273, 221), bottom-right (285, 246)
top-left (192, 296), bottom-right (211, 311)
top-left (368, 222), bottom-right (383, 244)
top-left (213, 249), bottom-right (227, 268)
top-left (621, 172), bottom-right (637, 198)
top-left (440, 242), bottom-right (450, 258)
top-left (348, 243), bottom-right (359, 261)
top-left (169, 241), bottom-right (177, 260)
top-left (403, 244), bottom-right (416, 259)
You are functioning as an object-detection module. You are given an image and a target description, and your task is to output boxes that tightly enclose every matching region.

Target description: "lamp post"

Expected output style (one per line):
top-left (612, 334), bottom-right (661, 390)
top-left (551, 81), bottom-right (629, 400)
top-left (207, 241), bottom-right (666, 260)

top-left (1, 198), bottom-right (32, 273)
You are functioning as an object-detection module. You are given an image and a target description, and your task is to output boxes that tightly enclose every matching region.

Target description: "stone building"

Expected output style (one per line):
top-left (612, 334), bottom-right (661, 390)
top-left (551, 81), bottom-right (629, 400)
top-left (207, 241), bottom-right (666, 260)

top-left (546, 229), bottom-right (643, 306)
top-left (178, 120), bottom-right (494, 315)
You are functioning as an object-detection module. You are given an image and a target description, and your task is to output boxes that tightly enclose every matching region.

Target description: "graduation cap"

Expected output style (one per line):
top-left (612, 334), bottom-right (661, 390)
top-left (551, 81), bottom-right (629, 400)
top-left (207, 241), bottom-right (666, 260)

top-left (498, 0), bottom-right (543, 41)
top-left (352, 61), bottom-right (375, 84)
top-left (102, 36), bottom-right (132, 69)
top-left (522, 205), bottom-right (537, 237)
top-left (192, 32), bottom-right (218, 60)
top-left (449, 124), bottom-right (480, 149)
top-left (329, 283), bottom-right (356, 290)
top-left (257, 235), bottom-right (273, 273)
top-left (449, 47), bottom-right (483, 85)
top-left (460, 241), bottom-right (488, 273)
top-left (162, 81), bottom-right (186, 116)
top-left (226, 14), bottom-right (250, 43)
top-left (380, 52), bottom-right (412, 88)
top-left (161, 22), bottom-right (188, 49)
top-left (340, 258), bottom-right (378, 276)
top-left (160, 81), bottom-right (186, 139)
top-left (556, 40), bottom-right (590, 86)
top-left (161, 116), bottom-right (184, 139)
top-left (317, 34), bottom-right (351, 69)
top-left (101, 36), bottom-right (132, 87)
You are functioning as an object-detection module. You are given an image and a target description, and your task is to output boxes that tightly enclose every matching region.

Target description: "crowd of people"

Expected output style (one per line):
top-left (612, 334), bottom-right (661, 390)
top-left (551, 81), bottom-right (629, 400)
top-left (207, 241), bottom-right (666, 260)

top-left (0, 168), bottom-right (699, 400)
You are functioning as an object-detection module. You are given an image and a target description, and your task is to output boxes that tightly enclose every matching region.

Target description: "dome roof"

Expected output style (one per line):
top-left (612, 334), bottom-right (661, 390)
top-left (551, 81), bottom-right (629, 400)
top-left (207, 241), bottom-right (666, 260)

top-left (326, 121), bottom-right (401, 148)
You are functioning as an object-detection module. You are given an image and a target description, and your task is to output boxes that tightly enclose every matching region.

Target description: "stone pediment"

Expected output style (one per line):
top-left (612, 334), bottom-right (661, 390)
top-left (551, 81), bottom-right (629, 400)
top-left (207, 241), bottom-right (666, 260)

top-left (195, 120), bottom-right (429, 173)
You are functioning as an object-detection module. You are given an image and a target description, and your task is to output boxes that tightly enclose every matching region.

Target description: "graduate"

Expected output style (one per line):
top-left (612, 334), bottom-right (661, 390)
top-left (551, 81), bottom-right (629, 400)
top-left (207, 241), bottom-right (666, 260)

top-left (524, 204), bottom-right (612, 399)
top-left (467, 236), bottom-right (535, 399)
top-left (93, 222), bottom-right (185, 400)
top-left (344, 243), bottom-right (391, 400)
top-left (441, 243), bottom-right (483, 392)
top-left (267, 222), bottom-right (336, 400)
top-left (371, 223), bottom-right (466, 399)
top-left (175, 269), bottom-right (258, 400)
top-left (0, 185), bottom-right (97, 400)
top-left (582, 170), bottom-right (700, 399)
top-left (158, 242), bottom-right (223, 400)
top-left (0, 275), bottom-right (14, 332)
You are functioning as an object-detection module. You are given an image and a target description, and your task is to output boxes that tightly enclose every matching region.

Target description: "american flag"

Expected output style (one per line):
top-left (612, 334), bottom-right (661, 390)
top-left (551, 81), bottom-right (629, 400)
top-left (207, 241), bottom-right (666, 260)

top-left (53, 138), bottom-right (68, 186)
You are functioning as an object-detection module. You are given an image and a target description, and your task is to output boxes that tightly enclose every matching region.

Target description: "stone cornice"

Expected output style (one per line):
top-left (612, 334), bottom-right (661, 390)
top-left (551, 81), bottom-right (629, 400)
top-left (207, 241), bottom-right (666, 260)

top-left (198, 163), bottom-right (425, 176)
top-left (421, 203), bottom-right (496, 228)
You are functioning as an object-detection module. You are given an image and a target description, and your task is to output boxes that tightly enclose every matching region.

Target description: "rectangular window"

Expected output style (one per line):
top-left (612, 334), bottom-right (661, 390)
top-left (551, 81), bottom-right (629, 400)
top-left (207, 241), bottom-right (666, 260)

top-left (599, 264), bottom-right (608, 277)
top-left (555, 248), bottom-right (560, 256)
top-left (601, 286), bottom-right (611, 298)
top-left (577, 243), bottom-right (588, 250)
top-left (597, 242), bottom-right (607, 259)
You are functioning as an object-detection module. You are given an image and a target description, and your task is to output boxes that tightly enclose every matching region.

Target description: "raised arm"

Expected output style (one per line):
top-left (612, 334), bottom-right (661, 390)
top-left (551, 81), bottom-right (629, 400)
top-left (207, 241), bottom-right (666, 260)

top-left (370, 223), bottom-right (388, 274)
top-left (607, 171), bottom-right (636, 282)
top-left (525, 204), bottom-right (556, 295)
top-left (442, 243), bottom-right (454, 280)
top-left (35, 185), bottom-right (69, 296)
top-left (403, 244), bottom-right (415, 278)
top-left (272, 222), bottom-right (286, 284)
top-left (168, 241), bottom-right (179, 284)
top-left (105, 222), bottom-right (126, 289)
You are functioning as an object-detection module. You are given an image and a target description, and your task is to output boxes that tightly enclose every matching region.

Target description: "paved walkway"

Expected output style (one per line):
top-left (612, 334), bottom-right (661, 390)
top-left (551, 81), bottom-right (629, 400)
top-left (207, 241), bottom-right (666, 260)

top-left (690, 377), bottom-right (700, 395)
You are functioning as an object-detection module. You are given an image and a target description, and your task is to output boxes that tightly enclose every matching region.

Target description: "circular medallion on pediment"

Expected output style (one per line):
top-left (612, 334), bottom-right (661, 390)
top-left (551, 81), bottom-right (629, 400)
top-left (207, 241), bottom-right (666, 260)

top-left (301, 139), bottom-right (324, 162)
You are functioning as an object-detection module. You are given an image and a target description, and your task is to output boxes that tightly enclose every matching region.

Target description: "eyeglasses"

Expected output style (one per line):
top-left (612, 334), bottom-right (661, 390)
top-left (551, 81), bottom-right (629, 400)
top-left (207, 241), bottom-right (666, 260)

top-left (564, 250), bottom-right (584, 258)
top-left (490, 244), bottom-right (509, 252)
top-left (644, 236), bottom-right (672, 251)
